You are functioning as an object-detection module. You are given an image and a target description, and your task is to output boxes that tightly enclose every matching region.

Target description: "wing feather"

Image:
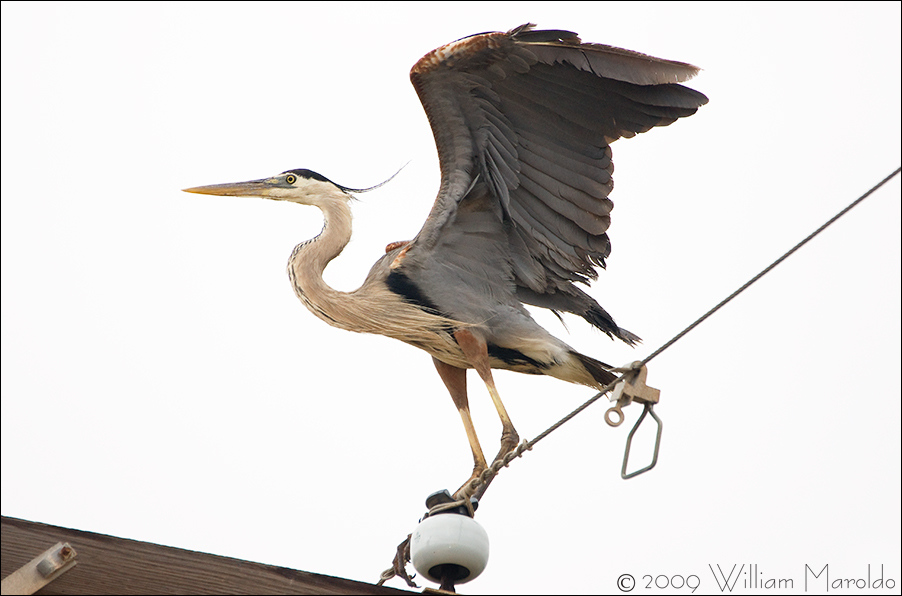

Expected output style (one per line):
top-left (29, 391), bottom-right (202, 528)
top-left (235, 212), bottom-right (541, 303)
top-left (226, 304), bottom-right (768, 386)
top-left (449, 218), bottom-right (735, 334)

top-left (397, 24), bottom-right (707, 341)
top-left (516, 170), bottom-right (611, 236)
top-left (518, 132), bottom-right (613, 194)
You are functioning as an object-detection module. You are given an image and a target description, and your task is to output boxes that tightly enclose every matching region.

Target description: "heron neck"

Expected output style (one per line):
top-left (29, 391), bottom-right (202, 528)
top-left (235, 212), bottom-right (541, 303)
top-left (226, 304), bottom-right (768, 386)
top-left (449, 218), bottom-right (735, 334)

top-left (286, 194), bottom-right (353, 317)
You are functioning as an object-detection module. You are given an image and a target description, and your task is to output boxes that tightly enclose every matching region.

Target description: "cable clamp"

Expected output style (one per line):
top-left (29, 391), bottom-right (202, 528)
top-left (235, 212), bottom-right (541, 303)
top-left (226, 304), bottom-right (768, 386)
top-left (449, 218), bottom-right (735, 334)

top-left (605, 362), bottom-right (663, 479)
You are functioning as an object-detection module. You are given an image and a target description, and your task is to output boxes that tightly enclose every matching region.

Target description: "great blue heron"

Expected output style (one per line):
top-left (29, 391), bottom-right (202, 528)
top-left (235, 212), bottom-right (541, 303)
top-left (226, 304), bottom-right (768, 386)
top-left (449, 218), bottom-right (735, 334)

top-left (184, 24), bottom-right (707, 498)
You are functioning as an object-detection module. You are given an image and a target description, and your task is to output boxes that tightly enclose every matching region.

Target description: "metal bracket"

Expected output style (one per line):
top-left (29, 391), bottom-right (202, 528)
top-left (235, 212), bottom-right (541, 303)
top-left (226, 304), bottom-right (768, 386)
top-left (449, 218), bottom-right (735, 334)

top-left (1, 541), bottom-right (77, 595)
top-left (604, 362), bottom-right (663, 479)
top-left (621, 402), bottom-right (663, 479)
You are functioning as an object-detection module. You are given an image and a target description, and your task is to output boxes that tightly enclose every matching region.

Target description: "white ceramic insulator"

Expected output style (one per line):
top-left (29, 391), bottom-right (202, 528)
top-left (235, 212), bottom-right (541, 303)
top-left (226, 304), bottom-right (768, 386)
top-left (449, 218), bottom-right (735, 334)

top-left (410, 514), bottom-right (490, 584)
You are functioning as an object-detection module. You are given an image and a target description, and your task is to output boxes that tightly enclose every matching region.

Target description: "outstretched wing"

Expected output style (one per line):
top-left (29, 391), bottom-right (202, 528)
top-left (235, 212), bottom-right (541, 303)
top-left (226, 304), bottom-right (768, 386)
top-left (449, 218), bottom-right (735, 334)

top-left (390, 24), bottom-right (707, 342)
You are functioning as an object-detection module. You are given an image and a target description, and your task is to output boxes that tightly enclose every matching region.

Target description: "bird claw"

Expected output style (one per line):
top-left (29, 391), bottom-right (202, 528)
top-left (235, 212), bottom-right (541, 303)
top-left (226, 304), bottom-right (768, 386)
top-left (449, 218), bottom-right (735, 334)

top-left (451, 443), bottom-right (523, 504)
top-left (451, 466), bottom-right (484, 501)
top-left (377, 534), bottom-right (417, 588)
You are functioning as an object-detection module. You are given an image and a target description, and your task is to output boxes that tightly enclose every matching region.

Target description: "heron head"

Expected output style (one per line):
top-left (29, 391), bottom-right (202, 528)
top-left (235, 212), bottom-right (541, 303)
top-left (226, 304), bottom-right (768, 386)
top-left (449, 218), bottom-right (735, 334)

top-left (183, 169), bottom-right (352, 206)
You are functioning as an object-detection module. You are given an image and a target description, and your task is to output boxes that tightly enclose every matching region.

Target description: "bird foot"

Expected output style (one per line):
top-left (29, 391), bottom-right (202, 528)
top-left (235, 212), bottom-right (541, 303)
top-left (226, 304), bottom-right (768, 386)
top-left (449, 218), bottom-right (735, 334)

top-left (452, 437), bottom-right (523, 502)
top-left (452, 466), bottom-right (485, 501)
top-left (492, 431), bottom-right (520, 466)
top-left (376, 534), bottom-right (417, 588)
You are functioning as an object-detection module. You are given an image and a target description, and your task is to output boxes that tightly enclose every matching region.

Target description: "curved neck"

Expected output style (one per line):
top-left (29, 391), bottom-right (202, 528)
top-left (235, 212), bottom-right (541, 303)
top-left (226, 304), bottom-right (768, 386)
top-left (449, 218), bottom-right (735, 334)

top-left (287, 192), bottom-right (354, 323)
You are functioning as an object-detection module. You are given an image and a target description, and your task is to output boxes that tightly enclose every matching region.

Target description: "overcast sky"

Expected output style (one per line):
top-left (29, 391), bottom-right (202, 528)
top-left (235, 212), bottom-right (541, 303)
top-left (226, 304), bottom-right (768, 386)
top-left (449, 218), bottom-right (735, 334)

top-left (2, 3), bottom-right (900, 594)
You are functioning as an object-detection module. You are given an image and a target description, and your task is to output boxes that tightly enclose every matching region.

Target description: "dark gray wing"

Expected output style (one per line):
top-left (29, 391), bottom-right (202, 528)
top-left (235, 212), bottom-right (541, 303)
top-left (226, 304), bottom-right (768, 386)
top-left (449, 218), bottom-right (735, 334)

top-left (390, 24), bottom-right (707, 342)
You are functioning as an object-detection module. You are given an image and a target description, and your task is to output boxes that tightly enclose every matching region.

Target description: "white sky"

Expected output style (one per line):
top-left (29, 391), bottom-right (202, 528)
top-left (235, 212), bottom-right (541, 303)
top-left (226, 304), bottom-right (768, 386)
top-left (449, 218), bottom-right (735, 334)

top-left (2, 2), bottom-right (900, 594)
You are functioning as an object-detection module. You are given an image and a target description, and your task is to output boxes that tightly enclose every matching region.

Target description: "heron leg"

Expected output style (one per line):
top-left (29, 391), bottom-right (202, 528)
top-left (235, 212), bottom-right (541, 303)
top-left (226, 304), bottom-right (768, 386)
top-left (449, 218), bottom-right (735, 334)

top-left (453, 330), bottom-right (520, 465)
top-left (432, 357), bottom-right (488, 494)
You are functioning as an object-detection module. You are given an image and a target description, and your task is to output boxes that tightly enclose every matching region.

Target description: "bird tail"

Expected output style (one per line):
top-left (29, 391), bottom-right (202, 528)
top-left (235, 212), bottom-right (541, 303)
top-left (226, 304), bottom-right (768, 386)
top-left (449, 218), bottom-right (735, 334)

top-left (570, 351), bottom-right (617, 388)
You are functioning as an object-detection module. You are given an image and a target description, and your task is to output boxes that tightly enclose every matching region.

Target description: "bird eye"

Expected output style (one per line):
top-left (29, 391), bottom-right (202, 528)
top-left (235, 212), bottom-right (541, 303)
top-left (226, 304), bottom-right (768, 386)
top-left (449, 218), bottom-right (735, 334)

top-left (286, 174), bottom-right (297, 184)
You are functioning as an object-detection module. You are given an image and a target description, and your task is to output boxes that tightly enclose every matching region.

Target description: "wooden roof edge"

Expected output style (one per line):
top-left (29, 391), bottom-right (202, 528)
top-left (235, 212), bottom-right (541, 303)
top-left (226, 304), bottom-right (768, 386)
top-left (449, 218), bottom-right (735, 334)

top-left (1, 515), bottom-right (417, 595)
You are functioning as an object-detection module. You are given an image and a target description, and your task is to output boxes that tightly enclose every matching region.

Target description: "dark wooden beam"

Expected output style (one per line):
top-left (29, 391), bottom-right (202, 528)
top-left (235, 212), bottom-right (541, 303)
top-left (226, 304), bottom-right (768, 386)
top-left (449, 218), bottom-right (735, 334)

top-left (1, 516), bottom-right (415, 595)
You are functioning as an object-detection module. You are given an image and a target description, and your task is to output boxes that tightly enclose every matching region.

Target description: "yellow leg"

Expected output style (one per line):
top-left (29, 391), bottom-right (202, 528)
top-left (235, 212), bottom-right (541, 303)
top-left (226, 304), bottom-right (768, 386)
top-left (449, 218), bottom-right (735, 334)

top-left (453, 330), bottom-right (520, 463)
top-left (432, 357), bottom-right (488, 496)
